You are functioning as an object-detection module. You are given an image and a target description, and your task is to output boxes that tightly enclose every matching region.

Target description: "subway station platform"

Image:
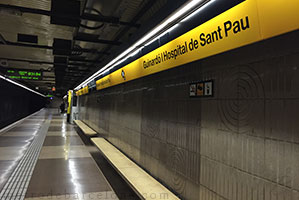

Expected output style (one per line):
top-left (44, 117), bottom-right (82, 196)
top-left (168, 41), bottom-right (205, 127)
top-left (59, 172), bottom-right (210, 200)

top-left (0, 109), bottom-right (120, 200)
top-left (0, 0), bottom-right (299, 199)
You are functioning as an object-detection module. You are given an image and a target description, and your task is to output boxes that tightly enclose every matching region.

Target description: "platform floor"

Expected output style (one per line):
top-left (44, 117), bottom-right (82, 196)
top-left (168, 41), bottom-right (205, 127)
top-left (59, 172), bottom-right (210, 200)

top-left (0, 109), bottom-right (118, 200)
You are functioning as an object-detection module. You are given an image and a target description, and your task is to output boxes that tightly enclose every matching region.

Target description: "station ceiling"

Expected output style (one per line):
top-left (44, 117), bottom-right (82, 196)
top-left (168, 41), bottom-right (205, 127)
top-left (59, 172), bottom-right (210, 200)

top-left (0, 0), bottom-right (181, 96)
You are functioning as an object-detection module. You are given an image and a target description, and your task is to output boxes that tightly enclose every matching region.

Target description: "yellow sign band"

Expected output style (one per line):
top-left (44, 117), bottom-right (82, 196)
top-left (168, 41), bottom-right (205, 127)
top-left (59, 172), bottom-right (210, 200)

top-left (76, 86), bottom-right (89, 96)
top-left (96, 0), bottom-right (299, 91)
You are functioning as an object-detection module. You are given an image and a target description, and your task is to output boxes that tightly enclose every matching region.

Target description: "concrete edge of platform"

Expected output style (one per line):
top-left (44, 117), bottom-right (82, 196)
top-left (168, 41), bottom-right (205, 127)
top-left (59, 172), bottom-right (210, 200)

top-left (0, 117), bottom-right (52, 199)
top-left (0, 108), bottom-right (44, 135)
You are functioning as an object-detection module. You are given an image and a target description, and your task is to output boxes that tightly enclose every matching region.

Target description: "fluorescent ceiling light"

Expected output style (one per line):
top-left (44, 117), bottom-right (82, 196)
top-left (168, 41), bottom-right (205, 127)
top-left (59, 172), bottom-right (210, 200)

top-left (0, 74), bottom-right (46, 97)
top-left (74, 0), bottom-right (208, 90)
top-left (181, 0), bottom-right (216, 23)
top-left (144, 24), bottom-right (180, 46)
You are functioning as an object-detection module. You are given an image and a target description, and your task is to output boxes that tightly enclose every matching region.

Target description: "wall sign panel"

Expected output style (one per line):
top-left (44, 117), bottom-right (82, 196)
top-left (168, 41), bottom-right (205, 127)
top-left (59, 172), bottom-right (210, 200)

top-left (190, 80), bottom-right (213, 98)
top-left (95, 0), bottom-right (298, 91)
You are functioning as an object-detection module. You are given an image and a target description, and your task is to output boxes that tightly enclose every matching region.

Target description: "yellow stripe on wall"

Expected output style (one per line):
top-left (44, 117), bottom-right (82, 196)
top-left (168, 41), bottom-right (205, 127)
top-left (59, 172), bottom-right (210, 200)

top-left (67, 90), bottom-right (72, 114)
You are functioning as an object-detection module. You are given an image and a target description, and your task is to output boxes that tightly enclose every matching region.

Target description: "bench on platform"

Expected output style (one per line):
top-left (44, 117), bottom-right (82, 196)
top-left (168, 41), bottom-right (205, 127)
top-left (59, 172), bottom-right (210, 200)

top-left (91, 137), bottom-right (180, 200)
top-left (74, 120), bottom-right (97, 136)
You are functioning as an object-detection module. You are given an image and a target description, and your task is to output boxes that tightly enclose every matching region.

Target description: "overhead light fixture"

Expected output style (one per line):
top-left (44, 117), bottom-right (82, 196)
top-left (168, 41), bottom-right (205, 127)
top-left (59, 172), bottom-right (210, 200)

top-left (0, 59), bottom-right (8, 67)
top-left (0, 7), bottom-right (22, 16)
top-left (74, 0), bottom-right (208, 90)
top-left (0, 74), bottom-right (46, 97)
top-left (0, 34), bottom-right (7, 45)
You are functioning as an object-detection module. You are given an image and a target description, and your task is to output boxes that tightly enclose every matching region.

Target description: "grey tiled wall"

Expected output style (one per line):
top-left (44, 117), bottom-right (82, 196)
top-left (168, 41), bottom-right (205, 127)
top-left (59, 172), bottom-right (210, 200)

top-left (78, 30), bottom-right (299, 200)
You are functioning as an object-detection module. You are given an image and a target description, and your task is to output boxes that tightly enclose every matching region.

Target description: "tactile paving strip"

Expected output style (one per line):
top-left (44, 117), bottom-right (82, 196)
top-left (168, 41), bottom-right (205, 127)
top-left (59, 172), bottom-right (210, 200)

top-left (0, 119), bottom-right (51, 200)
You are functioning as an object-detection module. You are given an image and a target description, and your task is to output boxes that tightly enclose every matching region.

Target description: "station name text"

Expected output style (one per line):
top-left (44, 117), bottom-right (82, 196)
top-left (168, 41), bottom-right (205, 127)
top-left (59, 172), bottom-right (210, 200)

top-left (143, 16), bottom-right (250, 69)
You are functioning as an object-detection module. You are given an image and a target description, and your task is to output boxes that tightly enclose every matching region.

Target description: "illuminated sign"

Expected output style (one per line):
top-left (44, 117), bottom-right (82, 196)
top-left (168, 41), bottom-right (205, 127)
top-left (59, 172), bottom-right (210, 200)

top-left (6, 69), bottom-right (43, 80)
top-left (96, 0), bottom-right (299, 91)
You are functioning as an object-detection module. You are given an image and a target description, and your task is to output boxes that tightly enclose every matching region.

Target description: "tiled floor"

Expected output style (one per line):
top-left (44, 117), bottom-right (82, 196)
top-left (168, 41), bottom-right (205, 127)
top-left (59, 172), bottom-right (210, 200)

top-left (0, 109), bottom-right (118, 200)
top-left (43, 135), bottom-right (83, 146)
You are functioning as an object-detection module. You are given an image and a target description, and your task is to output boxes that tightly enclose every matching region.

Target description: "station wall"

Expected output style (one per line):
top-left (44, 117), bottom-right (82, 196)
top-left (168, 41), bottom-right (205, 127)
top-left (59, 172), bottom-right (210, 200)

top-left (0, 79), bottom-right (46, 129)
top-left (78, 30), bottom-right (299, 200)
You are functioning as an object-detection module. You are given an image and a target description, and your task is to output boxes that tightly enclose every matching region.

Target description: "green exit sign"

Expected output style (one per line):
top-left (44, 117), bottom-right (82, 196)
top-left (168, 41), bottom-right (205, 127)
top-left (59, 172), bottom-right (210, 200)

top-left (6, 69), bottom-right (43, 80)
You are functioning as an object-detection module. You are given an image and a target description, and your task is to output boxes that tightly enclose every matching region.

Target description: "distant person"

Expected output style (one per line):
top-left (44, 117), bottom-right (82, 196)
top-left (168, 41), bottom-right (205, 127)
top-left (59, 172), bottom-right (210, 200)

top-left (60, 102), bottom-right (65, 113)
